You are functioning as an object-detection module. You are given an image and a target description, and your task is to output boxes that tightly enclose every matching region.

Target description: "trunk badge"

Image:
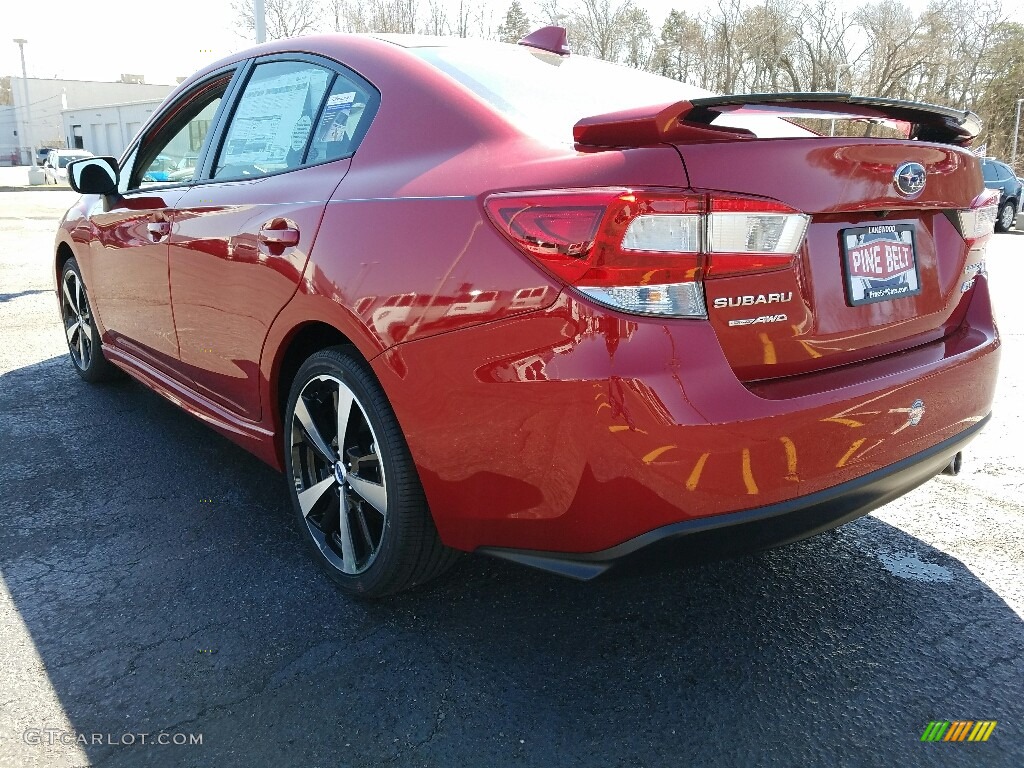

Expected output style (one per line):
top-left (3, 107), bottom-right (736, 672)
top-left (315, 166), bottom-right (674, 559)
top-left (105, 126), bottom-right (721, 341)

top-left (894, 163), bottom-right (926, 198)
top-left (908, 399), bottom-right (925, 426)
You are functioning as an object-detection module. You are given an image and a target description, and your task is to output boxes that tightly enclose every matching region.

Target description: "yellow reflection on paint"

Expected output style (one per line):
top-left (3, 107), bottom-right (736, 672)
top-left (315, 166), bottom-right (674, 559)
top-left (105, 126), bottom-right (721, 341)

top-left (823, 416), bottom-right (864, 428)
top-left (779, 436), bottom-right (798, 481)
top-left (790, 324), bottom-right (823, 358)
top-left (758, 332), bottom-right (777, 365)
top-left (609, 425), bottom-right (647, 434)
top-left (741, 449), bottom-right (759, 494)
top-left (642, 445), bottom-right (676, 464)
top-left (836, 438), bottom-right (866, 468)
top-left (597, 402), bottom-right (611, 412)
top-left (686, 453), bottom-right (710, 491)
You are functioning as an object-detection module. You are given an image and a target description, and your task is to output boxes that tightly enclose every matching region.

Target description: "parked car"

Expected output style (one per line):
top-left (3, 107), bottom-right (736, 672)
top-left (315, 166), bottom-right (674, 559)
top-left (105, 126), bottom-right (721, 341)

top-left (43, 149), bottom-right (93, 184)
top-left (55, 30), bottom-right (1000, 597)
top-left (166, 153), bottom-right (200, 183)
top-left (980, 157), bottom-right (1022, 231)
top-left (36, 146), bottom-right (56, 166)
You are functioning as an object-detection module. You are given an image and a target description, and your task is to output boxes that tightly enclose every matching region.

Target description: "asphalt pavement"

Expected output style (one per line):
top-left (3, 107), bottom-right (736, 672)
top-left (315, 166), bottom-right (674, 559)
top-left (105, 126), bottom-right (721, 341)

top-left (0, 179), bottom-right (1021, 767)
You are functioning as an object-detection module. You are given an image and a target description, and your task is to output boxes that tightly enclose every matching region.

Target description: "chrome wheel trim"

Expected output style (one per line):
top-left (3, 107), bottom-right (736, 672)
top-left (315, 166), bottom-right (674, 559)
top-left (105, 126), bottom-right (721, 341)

top-left (1000, 204), bottom-right (1015, 229)
top-left (61, 270), bottom-right (93, 371)
top-left (290, 374), bottom-right (389, 576)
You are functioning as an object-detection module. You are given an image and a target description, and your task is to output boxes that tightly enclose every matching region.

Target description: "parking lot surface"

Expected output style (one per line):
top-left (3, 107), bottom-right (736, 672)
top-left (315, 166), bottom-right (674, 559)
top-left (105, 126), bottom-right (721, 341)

top-left (1, 185), bottom-right (1022, 767)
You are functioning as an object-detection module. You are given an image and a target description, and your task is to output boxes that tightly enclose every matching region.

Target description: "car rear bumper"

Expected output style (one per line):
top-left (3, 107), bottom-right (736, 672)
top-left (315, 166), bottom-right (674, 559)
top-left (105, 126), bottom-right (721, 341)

top-left (477, 415), bottom-right (986, 579)
top-left (371, 275), bottom-right (999, 555)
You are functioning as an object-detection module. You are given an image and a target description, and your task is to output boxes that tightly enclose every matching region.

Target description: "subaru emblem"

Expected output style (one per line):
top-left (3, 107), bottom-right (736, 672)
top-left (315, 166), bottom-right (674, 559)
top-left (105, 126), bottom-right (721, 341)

top-left (908, 399), bottom-right (925, 426)
top-left (894, 162), bottom-right (926, 198)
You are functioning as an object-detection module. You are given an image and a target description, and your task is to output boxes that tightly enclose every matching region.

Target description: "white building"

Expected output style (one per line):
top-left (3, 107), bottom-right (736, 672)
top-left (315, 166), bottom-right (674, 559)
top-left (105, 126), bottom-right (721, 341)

top-left (2, 77), bottom-right (175, 165)
top-left (61, 99), bottom-right (166, 158)
top-left (0, 106), bottom-right (16, 164)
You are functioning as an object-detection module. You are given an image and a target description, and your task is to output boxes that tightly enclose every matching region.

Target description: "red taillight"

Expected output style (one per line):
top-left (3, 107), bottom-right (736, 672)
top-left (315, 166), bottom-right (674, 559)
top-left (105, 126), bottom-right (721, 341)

top-left (485, 188), bottom-right (809, 317)
top-left (957, 189), bottom-right (1000, 244)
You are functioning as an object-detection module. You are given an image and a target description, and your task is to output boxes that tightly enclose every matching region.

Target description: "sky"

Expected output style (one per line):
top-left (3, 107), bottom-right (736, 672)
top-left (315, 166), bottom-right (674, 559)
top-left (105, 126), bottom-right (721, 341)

top-left (2, 0), bottom-right (1018, 85)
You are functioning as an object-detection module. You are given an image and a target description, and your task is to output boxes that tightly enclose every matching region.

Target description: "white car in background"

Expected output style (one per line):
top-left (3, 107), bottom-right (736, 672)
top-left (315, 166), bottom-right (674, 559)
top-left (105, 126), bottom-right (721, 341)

top-left (42, 150), bottom-right (93, 184)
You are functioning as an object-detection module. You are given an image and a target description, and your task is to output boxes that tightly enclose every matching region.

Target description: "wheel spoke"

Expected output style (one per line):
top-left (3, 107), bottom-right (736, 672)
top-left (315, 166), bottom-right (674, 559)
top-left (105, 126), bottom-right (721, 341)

top-left (337, 491), bottom-right (358, 574)
top-left (62, 278), bottom-right (77, 314)
top-left (80, 316), bottom-right (93, 339)
top-left (75, 278), bottom-right (84, 317)
top-left (297, 475), bottom-right (336, 517)
top-left (77, 327), bottom-right (87, 363)
top-left (335, 384), bottom-right (354, 451)
top-left (294, 397), bottom-right (336, 462)
top-left (347, 472), bottom-right (387, 516)
top-left (66, 319), bottom-right (81, 345)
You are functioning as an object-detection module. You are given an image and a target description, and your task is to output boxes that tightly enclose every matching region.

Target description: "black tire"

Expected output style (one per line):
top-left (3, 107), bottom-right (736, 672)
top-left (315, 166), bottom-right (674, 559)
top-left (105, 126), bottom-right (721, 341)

top-left (996, 201), bottom-right (1015, 232)
top-left (284, 346), bottom-right (459, 597)
top-left (59, 258), bottom-right (122, 382)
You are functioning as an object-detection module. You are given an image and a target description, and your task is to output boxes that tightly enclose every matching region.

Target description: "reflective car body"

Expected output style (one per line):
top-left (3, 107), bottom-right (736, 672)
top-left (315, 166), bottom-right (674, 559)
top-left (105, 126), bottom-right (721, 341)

top-left (53, 34), bottom-right (999, 578)
top-left (980, 157), bottom-right (1022, 231)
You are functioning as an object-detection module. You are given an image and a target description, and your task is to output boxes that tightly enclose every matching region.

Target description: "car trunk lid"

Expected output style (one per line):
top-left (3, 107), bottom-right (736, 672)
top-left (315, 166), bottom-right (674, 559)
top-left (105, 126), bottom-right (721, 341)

top-left (574, 94), bottom-right (989, 382)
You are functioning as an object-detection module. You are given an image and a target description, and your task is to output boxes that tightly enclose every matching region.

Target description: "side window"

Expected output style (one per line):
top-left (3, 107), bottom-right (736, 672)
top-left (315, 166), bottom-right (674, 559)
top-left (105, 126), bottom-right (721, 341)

top-left (129, 76), bottom-right (229, 189)
top-left (306, 75), bottom-right (375, 164)
top-left (213, 61), bottom-right (332, 180)
top-left (998, 164), bottom-right (1013, 181)
top-left (983, 163), bottom-right (997, 182)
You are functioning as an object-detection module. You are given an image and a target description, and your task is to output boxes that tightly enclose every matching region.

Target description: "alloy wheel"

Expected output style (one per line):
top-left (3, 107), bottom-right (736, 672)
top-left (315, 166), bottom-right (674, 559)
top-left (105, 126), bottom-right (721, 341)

top-left (290, 374), bottom-right (389, 576)
top-left (1000, 204), bottom-right (1015, 230)
top-left (61, 269), bottom-right (93, 371)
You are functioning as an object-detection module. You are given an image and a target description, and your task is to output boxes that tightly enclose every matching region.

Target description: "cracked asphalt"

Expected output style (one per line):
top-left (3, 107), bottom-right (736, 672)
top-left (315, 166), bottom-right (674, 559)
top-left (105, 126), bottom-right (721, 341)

top-left (1, 180), bottom-right (1022, 767)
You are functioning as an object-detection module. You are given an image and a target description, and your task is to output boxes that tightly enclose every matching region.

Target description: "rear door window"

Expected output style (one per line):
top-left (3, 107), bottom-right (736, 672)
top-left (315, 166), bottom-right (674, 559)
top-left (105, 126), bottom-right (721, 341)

top-left (305, 75), bottom-right (376, 164)
top-left (213, 61), bottom-right (333, 180)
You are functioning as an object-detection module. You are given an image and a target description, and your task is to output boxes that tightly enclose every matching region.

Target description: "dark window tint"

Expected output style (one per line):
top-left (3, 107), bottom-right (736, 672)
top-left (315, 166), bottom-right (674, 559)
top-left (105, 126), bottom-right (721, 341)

top-left (983, 162), bottom-right (998, 182)
top-left (214, 61), bottom-right (332, 180)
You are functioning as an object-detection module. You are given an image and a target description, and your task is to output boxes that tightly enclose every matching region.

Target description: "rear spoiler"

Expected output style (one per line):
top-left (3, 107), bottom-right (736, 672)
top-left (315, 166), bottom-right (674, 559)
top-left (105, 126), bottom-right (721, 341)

top-left (573, 92), bottom-right (983, 148)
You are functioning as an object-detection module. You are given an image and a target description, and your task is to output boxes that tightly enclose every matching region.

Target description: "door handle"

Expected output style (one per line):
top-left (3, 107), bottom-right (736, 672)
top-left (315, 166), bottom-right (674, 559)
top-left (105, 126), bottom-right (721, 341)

top-left (258, 226), bottom-right (300, 247)
top-left (146, 221), bottom-right (170, 241)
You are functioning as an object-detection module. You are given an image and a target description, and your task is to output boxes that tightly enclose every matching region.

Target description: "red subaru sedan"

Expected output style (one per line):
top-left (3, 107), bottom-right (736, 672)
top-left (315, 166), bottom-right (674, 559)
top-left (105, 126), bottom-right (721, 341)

top-left (55, 30), bottom-right (1000, 596)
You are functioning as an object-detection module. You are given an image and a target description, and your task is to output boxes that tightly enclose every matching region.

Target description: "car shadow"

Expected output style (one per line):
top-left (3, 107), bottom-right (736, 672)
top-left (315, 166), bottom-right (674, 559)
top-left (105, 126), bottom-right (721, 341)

top-left (1, 355), bottom-right (1021, 768)
top-left (0, 289), bottom-right (50, 303)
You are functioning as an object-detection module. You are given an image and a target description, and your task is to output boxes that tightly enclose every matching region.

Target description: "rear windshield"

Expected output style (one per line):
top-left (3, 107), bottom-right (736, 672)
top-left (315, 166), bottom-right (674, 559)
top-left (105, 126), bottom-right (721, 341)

top-left (411, 42), bottom-right (809, 145)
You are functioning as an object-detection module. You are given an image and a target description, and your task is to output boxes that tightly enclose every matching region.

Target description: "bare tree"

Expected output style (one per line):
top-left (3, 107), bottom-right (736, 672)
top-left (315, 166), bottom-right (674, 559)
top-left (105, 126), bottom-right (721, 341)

top-left (570, 0), bottom-right (636, 61)
top-left (454, 0), bottom-right (473, 36)
top-left (424, 0), bottom-right (451, 34)
top-left (232, 0), bottom-right (321, 40)
top-left (621, 6), bottom-right (656, 70)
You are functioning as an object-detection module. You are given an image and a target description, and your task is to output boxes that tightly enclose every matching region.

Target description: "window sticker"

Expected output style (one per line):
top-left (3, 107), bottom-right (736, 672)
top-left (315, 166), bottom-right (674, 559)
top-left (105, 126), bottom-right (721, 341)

top-left (317, 91), bottom-right (357, 142)
top-left (220, 66), bottom-right (330, 171)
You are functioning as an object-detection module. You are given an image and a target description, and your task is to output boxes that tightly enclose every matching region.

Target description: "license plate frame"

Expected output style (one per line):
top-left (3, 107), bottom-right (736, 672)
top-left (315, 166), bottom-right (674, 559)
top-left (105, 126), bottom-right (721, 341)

top-left (841, 223), bottom-right (922, 306)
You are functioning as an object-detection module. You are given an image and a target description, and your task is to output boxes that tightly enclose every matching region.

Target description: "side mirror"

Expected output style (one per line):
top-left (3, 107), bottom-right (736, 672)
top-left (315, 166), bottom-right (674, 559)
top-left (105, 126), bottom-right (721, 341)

top-left (68, 156), bottom-right (119, 195)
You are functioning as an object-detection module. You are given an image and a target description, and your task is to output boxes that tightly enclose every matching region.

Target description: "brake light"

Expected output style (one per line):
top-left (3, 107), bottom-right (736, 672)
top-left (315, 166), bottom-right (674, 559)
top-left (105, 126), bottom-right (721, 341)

top-left (485, 188), bottom-right (809, 317)
top-left (956, 190), bottom-right (999, 242)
